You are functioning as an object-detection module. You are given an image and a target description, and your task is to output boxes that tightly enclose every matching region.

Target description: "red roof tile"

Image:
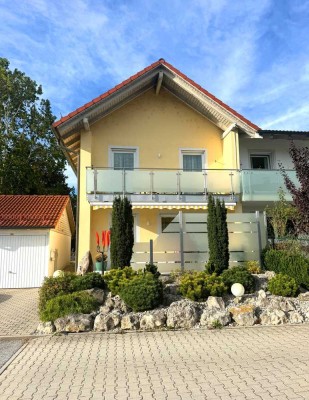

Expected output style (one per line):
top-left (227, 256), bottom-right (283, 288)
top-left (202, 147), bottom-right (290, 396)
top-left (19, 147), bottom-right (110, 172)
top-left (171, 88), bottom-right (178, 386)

top-left (0, 195), bottom-right (70, 229)
top-left (53, 58), bottom-right (260, 131)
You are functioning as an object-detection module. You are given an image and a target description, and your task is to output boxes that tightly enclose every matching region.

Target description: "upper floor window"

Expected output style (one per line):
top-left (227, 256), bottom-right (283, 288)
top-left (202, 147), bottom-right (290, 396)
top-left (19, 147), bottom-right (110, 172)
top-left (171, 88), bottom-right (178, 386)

top-left (250, 154), bottom-right (271, 170)
top-left (181, 149), bottom-right (205, 171)
top-left (109, 147), bottom-right (138, 170)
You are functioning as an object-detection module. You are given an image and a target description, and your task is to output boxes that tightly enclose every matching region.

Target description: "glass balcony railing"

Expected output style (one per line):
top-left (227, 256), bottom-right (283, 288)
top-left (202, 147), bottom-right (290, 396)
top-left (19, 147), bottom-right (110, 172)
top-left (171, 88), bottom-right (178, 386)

top-left (241, 170), bottom-right (298, 201)
top-left (86, 168), bottom-right (299, 202)
top-left (86, 168), bottom-right (240, 197)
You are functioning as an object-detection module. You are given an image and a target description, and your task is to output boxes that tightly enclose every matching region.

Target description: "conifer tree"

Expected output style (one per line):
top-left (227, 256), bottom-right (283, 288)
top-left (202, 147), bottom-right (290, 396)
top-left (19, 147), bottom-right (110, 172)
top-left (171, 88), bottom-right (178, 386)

top-left (110, 196), bottom-right (134, 269)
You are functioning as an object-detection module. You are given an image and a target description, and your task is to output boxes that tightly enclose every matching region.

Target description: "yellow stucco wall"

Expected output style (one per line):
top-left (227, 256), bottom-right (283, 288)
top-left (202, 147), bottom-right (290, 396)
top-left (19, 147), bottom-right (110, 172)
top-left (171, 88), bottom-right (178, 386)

top-left (48, 210), bottom-right (72, 276)
top-left (79, 88), bottom-right (241, 262)
top-left (91, 88), bottom-right (224, 169)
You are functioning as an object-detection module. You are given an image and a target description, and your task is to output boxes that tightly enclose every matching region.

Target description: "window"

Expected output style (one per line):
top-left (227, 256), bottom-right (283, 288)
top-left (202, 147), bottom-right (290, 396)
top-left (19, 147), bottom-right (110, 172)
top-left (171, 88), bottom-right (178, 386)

top-left (250, 154), bottom-right (271, 170)
top-left (161, 216), bottom-right (175, 232)
top-left (109, 147), bottom-right (138, 170)
top-left (180, 149), bottom-right (205, 171)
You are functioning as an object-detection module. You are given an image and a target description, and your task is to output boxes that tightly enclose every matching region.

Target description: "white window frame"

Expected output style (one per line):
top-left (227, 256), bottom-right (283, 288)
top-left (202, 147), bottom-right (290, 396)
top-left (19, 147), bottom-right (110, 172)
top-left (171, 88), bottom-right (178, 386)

top-left (108, 146), bottom-right (139, 169)
top-left (249, 151), bottom-right (273, 170)
top-left (179, 148), bottom-right (207, 170)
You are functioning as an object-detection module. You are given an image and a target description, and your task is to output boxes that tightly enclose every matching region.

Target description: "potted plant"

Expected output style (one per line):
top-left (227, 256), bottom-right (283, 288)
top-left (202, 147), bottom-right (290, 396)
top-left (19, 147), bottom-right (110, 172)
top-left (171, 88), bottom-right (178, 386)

top-left (95, 252), bottom-right (103, 273)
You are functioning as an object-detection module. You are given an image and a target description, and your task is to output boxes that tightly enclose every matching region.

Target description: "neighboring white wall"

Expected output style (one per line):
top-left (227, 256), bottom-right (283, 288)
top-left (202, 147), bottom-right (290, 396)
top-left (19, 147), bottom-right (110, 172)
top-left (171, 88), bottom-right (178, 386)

top-left (239, 137), bottom-right (308, 169)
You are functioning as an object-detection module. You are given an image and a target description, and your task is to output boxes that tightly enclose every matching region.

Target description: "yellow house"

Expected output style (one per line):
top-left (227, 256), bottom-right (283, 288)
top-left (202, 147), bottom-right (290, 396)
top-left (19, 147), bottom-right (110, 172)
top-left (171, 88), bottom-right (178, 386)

top-left (52, 59), bottom-right (307, 267)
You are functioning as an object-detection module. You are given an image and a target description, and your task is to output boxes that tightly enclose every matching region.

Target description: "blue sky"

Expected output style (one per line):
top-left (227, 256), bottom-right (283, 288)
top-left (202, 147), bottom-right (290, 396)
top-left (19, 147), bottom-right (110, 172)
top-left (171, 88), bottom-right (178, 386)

top-left (1, 0), bottom-right (309, 187)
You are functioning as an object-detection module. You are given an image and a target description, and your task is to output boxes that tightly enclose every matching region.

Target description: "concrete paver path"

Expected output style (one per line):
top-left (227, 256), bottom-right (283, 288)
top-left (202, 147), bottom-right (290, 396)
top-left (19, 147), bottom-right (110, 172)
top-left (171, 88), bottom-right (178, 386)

top-left (0, 325), bottom-right (309, 399)
top-left (0, 289), bottom-right (39, 336)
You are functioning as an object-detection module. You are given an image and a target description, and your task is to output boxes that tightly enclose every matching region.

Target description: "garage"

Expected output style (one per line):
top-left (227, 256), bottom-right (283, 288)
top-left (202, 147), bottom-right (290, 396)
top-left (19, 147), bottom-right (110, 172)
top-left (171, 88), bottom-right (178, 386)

top-left (0, 195), bottom-right (75, 288)
top-left (0, 233), bottom-right (48, 288)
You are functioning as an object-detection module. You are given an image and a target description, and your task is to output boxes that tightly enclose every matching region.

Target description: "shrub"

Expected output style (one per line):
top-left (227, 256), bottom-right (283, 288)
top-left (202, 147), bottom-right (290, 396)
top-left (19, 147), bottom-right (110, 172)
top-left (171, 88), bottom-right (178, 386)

top-left (104, 266), bottom-right (139, 295)
top-left (119, 274), bottom-right (163, 312)
top-left (179, 272), bottom-right (227, 302)
top-left (144, 263), bottom-right (160, 278)
top-left (221, 266), bottom-right (255, 294)
top-left (40, 292), bottom-right (98, 322)
top-left (70, 272), bottom-right (105, 292)
top-left (245, 260), bottom-right (262, 274)
top-left (39, 272), bottom-right (105, 312)
top-left (264, 249), bottom-right (309, 289)
top-left (268, 274), bottom-right (298, 297)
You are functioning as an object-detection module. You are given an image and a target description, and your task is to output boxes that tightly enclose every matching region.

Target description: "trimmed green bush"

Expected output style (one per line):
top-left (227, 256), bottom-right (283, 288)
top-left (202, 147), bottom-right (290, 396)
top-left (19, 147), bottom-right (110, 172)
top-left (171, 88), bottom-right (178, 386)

top-left (39, 272), bottom-right (105, 312)
top-left (40, 292), bottom-right (99, 322)
top-left (119, 274), bottom-right (163, 312)
top-left (221, 266), bottom-right (255, 294)
top-left (180, 272), bottom-right (227, 302)
top-left (264, 249), bottom-right (309, 289)
top-left (104, 266), bottom-right (139, 295)
top-left (244, 260), bottom-right (262, 274)
top-left (144, 263), bottom-right (160, 278)
top-left (268, 274), bottom-right (298, 297)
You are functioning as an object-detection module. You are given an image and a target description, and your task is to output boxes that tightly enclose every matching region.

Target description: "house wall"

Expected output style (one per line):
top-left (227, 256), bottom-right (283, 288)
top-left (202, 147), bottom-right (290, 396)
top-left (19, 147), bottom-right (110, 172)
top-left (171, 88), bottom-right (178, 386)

top-left (49, 209), bottom-right (72, 276)
top-left (91, 88), bottom-right (224, 169)
top-left (239, 137), bottom-right (308, 169)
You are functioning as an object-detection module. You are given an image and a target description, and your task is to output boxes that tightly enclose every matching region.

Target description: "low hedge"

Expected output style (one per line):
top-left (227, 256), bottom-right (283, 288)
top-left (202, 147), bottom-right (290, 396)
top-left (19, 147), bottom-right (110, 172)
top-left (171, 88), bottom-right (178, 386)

top-left (180, 272), bottom-right (227, 302)
top-left (39, 272), bottom-right (105, 312)
top-left (119, 273), bottom-right (163, 311)
top-left (268, 274), bottom-right (298, 297)
top-left (221, 266), bottom-right (255, 294)
top-left (40, 291), bottom-right (98, 322)
top-left (264, 249), bottom-right (309, 289)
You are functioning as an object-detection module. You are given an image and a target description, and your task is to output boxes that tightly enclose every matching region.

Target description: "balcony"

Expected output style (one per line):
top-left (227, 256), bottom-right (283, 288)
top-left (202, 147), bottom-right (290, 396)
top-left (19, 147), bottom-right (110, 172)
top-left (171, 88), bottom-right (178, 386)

top-left (86, 168), bottom-right (299, 204)
top-left (241, 170), bottom-right (298, 201)
top-left (86, 168), bottom-right (240, 205)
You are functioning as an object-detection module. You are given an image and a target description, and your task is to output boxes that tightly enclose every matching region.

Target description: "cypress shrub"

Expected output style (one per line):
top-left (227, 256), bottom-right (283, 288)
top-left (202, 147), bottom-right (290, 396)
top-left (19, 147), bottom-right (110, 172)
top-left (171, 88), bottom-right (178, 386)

top-left (206, 194), bottom-right (229, 274)
top-left (110, 196), bottom-right (134, 269)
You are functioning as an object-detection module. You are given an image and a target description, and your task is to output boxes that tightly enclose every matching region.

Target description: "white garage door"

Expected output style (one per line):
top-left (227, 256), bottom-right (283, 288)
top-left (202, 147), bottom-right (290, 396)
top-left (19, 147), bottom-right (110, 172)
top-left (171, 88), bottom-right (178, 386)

top-left (0, 235), bottom-right (48, 288)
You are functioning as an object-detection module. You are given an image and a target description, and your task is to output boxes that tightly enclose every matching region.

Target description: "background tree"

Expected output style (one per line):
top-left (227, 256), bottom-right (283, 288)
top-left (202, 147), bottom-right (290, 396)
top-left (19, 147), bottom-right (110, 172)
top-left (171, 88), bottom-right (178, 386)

top-left (0, 57), bottom-right (71, 196)
top-left (280, 142), bottom-right (309, 235)
top-left (110, 196), bottom-right (134, 269)
top-left (206, 194), bottom-right (229, 274)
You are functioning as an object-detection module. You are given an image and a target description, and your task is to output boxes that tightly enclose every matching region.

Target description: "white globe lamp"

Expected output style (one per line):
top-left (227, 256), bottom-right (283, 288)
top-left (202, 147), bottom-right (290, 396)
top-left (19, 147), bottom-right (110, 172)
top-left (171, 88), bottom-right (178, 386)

top-left (231, 283), bottom-right (245, 297)
top-left (53, 270), bottom-right (65, 278)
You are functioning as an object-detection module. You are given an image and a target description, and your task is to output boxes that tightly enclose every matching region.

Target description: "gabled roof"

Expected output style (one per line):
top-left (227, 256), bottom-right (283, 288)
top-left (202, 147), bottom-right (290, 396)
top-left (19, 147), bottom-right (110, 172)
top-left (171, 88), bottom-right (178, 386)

top-left (52, 58), bottom-right (262, 172)
top-left (0, 195), bottom-right (75, 233)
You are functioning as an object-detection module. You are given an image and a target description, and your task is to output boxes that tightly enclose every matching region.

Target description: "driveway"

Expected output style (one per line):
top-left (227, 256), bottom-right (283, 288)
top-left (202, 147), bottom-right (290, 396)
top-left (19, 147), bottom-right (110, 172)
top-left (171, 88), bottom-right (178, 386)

top-left (0, 325), bottom-right (308, 399)
top-left (0, 289), bottom-right (39, 336)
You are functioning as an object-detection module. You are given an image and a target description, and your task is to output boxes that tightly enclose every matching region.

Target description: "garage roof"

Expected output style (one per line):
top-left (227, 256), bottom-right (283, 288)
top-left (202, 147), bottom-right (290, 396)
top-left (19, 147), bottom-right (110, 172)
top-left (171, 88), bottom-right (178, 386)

top-left (0, 195), bottom-right (75, 232)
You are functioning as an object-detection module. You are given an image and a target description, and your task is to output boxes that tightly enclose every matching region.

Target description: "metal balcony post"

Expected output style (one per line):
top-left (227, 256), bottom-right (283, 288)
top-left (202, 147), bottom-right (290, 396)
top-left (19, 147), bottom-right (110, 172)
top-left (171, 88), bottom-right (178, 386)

top-left (150, 171), bottom-right (154, 200)
top-left (94, 168), bottom-right (98, 199)
top-left (203, 171), bottom-right (208, 200)
top-left (122, 169), bottom-right (126, 197)
top-left (229, 171), bottom-right (234, 200)
top-left (177, 171), bottom-right (181, 200)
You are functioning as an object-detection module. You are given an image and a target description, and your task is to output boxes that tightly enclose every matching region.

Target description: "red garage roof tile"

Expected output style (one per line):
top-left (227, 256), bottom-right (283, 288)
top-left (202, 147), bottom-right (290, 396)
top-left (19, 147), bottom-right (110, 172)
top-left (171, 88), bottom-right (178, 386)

top-left (0, 195), bottom-right (71, 229)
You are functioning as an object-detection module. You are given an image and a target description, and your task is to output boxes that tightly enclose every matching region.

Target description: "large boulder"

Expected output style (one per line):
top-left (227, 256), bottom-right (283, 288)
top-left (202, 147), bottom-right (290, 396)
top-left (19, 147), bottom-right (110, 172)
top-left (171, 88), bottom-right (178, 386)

top-left (77, 251), bottom-right (93, 275)
top-left (298, 292), bottom-right (309, 302)
top-left (84, 288), bottom-right (106, 305)
top-left (121, 314), bottom-right (140, 330)
top-left (94, 311), bottom-right (122, 331)
top-left (200, 309), bottom-right (231, 327)
top-left (54, 314), bottom-right (94, 332)
top-left (166, 300), bottom-right (199, 329)
top-left (255, 290), bottom-right (269, 308)
top-left (140, 309), bottom-right (167, 330)
top-left (269, 298), bottom-right (295, 312)
top-left (207, 296), bottom-right (225, 311)
top-left (288, 311), bottom-right (304, 324)
top-left (36, 321), bottom-right (56, 335)
top-left (260, 309), bottom-right (287, 325)
top-left (229, 305), bottom-right (257, 326)
top-left (101, 294), bottom-right (130, 314)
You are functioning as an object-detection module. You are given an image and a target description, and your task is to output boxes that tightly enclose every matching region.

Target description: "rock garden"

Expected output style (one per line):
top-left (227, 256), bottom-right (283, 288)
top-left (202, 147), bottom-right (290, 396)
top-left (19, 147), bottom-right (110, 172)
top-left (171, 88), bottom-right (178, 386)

top-left (37, 252), bottom-right (309, 334)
